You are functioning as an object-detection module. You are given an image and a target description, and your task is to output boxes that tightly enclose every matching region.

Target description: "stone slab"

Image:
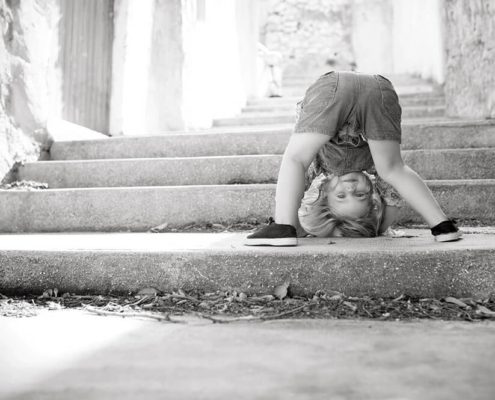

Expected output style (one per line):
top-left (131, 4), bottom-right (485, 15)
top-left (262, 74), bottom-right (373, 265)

top-left (0, 180), bottom-right (494, 232)
top-left (2, 313), bottom-right (494, 400)
top-left (18, 148), bottom-right (495, 188)
top-left (49, 119), bottom-right (495, 160)
top-left (0, 229), bottom-right (495, 297)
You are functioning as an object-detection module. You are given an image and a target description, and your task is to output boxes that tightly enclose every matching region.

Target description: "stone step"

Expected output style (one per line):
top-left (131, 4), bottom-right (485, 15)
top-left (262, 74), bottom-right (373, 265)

top-left (243, 98), bottom-right (446, 113)
top-left (50, 119), bottom-right (495, 160)
top-left (19, 148), bottom-right (495, 188)
top-left (247, 92), bottom-right (445, 107)
top-left (1, 229), bottom-right (494, 297)
top-left (0, 180), bottom-right (493, 232)
top-left (280, 84), bottom-right (437, 98)
top-left (282, 74), bottom-right (436, 87)
top-left (213, 106), bottom-right (446, 127)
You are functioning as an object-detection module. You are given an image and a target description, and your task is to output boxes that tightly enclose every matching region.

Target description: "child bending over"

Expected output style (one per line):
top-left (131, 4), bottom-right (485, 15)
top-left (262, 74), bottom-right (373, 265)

top-left (244, 71), bottom-right (461, 246)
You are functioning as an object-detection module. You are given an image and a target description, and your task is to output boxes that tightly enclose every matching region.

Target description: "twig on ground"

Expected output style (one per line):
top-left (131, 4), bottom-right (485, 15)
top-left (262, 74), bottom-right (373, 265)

top-left (164, 293), bottom-right (202, 304)
top-left (129, 295), bottom-right (152, 306)
top-left (195, 303), bottom-right (311, 323)
top-left (84, 305), bottom-right (180, 323)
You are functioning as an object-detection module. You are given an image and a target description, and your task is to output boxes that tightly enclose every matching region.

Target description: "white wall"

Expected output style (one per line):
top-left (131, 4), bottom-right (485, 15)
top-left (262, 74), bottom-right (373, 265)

top-left (181, 0), bottom-right (247, 129)
top-left (392, 0), bottom-right (445, 83)
top-left (109, 0), bottom-right (154, 136)
top-left (351, 0), bottom-right (393, 75)
top-left (351, 0), bottom-right (445, 83)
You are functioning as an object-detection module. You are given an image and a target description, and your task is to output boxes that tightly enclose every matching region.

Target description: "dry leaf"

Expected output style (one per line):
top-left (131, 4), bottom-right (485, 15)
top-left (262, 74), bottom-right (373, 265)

top-left (238, 292), bottom-right (248, 301)
top-left (137, 287), bottom-right (160, 297)
top-left (445, 297), bottom-right (469, 308)
top-left (150, 222), bottom-right (169, 232)
top-left (476, 305), bottom-right (495, 317)
top-left (47, 301), bottom-right (62, 310)
top-left (273, 279), bottom-right (290, 300)
top-left (343, 301), bottom-right (357, 312)
top-left (392, 294), bottom-right (405, 302)
top-left (459, 298), bottom-right (477, 307)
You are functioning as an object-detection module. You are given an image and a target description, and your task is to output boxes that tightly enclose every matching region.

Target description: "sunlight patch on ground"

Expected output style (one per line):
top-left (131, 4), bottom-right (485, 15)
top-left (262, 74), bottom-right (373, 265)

top-left (0, 309), bottom-right (147, 396)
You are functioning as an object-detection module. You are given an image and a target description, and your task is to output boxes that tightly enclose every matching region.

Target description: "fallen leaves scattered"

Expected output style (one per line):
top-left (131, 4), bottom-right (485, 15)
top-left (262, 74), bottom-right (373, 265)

top-left (149, 219), bottom-right (261, 233)
top-left (0, 180), bottom-right (49, 190)
top-left (2, 291), bottom-right (495, 323)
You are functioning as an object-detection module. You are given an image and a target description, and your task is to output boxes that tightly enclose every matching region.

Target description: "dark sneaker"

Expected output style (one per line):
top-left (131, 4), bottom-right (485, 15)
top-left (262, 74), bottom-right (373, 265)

top-left (244, 218), bottom-right (297, 246)
top-left (431, 219), bottom-right (462, 242)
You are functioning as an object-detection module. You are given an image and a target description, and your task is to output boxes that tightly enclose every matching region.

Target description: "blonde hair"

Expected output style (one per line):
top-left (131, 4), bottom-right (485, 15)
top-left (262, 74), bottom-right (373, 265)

top-left (298, 173), bottom-right (385, 238)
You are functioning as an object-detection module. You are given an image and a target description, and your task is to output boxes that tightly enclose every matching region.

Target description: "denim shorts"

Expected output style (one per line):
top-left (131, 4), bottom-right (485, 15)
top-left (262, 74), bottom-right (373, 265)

top-left (294, 71), bottom-right (402, 142)
top-left (295, 71), bottom-right (402, 176)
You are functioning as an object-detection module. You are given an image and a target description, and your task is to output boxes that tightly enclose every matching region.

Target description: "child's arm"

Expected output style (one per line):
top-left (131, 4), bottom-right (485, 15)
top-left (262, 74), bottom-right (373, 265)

top-left (275, 133), bottom-right (329, 227)
top-left (379, 205), bottom-right (399, 234)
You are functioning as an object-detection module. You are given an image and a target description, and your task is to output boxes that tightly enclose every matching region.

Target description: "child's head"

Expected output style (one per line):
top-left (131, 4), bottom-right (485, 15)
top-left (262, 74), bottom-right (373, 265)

top-left (298, 172), bottom-right (384, 237)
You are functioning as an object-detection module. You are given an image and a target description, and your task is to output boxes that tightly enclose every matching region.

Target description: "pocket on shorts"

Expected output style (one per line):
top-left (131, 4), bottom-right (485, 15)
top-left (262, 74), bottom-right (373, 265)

top-left (376, 75), bottom-right (402, 123)
top-left (299, 72), bottom-right (339, 117)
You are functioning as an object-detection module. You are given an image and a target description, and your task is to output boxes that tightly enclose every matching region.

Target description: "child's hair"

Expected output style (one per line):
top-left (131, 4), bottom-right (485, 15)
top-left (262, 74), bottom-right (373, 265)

top-left (298, 173), bottom-right (385, 238)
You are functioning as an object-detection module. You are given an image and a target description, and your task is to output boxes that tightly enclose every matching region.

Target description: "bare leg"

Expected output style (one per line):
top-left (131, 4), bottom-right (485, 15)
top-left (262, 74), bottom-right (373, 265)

top-left (275, 133), bottom-right (330, 226)
top-left (368, 140), bottom-right (447, 227)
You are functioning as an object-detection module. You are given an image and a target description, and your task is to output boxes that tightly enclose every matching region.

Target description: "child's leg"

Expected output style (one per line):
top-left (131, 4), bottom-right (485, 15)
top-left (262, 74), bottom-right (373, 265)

top-left (367, 139), bottom-right (447, 227)
top-left (275, 132), bottom-right (330, 226)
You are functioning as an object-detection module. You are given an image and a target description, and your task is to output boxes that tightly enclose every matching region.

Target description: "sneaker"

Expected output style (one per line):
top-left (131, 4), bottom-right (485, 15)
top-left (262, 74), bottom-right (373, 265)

top-left (244, 218), bottom-right (297, 246)
top-left (431, 219), bottom-right (462, 242)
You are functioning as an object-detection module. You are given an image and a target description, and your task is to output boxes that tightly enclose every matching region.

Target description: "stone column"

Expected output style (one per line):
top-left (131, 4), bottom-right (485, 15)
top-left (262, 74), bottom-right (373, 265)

top-left (146, 0), bottom-right (185, 132)
top-left (109, 0), bottom-right (155, 135)
top-left (235, 0), bottom-right (259, 100)
top-left (444, 0), bottom-right (495, 119)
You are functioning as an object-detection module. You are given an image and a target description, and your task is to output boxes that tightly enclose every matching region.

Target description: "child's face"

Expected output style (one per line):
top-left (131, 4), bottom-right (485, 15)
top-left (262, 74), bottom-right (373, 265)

top-left (326, 172), bottom-right (372, 219)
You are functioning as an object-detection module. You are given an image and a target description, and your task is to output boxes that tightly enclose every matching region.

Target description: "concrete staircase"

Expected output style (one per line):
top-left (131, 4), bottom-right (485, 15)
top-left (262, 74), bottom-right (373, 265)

top-left (1, 75), bottom-right (495, 297)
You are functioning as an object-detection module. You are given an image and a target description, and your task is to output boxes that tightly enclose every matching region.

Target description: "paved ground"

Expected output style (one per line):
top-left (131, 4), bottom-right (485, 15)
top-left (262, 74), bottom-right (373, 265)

top-left (1, 310), bottom-right (494, 400)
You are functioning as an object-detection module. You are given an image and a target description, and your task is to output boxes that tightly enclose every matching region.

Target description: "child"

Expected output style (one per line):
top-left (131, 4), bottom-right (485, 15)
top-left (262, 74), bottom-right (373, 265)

top-left (244, 71), bottom-right (462, 246)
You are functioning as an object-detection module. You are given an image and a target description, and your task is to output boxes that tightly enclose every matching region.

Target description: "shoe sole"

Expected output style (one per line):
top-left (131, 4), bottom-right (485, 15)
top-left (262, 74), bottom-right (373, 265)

top-left (244, 237), bottom-right (298, 246)
top-left (434, 231), bottom-right (463, 242)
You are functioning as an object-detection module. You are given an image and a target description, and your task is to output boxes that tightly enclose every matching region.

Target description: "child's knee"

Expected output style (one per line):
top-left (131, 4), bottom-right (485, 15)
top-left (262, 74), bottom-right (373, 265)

top-left (375, 160), bottom-right (405, 182)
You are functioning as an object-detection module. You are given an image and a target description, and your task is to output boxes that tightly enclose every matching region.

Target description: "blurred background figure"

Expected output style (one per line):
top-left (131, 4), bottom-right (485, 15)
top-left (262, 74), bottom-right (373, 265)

top-left (257, 43), bottom-right (283, 98)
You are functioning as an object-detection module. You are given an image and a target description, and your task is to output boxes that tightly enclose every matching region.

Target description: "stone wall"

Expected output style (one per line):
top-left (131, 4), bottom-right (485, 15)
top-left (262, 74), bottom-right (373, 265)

top-left (260, 0), bottom-right (354, 77)
top-left (0, 0), bottom-right (61, 182)
top-left (444, 0), bottom-right (495, 118)
top-left (181, 0), bottom-right (248, 128)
